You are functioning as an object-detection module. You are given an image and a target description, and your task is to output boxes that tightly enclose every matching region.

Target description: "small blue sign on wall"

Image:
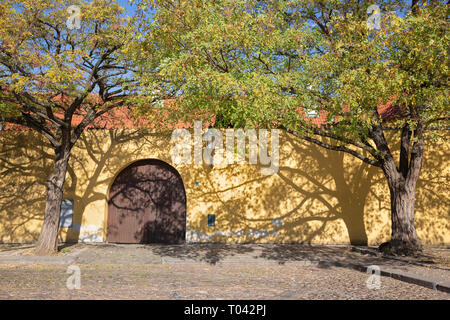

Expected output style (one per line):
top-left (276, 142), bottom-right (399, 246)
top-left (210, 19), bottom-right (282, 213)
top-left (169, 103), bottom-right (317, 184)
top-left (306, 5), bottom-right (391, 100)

top-left (59, 200), bottom-right (74, 228)
top-left (208, 214), bottom-right (215, 227)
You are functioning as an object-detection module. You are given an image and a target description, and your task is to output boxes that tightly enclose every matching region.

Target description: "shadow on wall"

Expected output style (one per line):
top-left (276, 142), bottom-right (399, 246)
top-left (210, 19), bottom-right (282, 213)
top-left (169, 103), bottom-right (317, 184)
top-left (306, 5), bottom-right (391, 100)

top-left (0, 129), bottom-right (448, 245)
top-left (64, 130), bottom-right (178, 243)
top-left (0, 129), bottom-right (172, 243)
top-left (0, 132), bottom-right (51, 242)
top-left (181, 131), bottom-right (449, 245)
top-left (185, 133), bottom-right (380, 245)
top-left (279, 134), bottom-right (381, 245)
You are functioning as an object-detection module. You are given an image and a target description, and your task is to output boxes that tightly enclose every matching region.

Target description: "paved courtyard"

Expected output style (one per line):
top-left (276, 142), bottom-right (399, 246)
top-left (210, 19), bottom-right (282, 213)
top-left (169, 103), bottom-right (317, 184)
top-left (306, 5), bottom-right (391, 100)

top-left (0, 243), bottom-right (449, 300)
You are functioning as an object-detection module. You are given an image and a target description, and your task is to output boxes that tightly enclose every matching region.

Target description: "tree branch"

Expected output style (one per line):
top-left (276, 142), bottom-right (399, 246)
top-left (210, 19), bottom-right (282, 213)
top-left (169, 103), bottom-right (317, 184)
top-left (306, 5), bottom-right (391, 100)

top-left (284, 127), bottom-right (382, 167)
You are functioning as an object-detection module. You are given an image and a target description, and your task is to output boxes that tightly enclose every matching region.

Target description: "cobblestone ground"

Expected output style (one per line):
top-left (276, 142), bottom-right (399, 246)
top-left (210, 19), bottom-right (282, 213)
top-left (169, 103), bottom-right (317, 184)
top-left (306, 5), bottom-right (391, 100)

top-left (0, 263), bottom-right (448, 300)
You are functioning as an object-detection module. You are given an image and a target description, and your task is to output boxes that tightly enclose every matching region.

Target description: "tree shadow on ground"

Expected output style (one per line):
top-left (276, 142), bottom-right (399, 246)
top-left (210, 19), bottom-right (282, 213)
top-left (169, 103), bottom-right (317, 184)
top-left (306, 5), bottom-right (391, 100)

top-left (147, 243), bottom-right (256, 264)
top-left (57, 243), bottom-right (79, 251)
top-left (144, 243), bottom-right (419, 270)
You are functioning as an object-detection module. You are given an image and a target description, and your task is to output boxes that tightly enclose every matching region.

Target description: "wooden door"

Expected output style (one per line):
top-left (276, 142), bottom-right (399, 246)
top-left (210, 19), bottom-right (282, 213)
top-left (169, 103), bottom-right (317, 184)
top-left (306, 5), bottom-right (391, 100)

top-left (107, 160), bottom-right (186, 244)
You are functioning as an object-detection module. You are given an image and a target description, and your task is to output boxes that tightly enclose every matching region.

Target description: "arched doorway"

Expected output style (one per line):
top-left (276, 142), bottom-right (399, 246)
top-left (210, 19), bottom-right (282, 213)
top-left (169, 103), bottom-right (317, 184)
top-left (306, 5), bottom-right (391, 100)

top-left (107, 159), bottom-right (186, 244)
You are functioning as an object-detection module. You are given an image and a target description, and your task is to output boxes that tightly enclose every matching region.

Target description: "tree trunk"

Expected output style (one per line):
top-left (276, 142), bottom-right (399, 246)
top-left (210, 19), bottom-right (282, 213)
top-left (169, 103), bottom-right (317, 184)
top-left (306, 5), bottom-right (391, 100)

top-left (380, 161), bottom-right (423, 256)
top-left (369, 120), bottom-right (424, 256)
top-left (34, 152), bottom-right (70, 255)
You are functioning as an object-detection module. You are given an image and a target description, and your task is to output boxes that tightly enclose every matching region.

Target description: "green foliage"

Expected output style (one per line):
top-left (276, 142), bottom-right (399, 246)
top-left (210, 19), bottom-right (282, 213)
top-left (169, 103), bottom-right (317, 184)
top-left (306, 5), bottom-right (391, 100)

top-left (0, 0), bottom-right (135, 125)
top-left (132, 0), bottom-right (448, 142)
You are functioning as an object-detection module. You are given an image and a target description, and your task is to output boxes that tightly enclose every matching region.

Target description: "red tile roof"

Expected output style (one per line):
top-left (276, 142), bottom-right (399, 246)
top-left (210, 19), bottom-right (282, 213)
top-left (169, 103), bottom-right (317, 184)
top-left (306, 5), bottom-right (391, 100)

top-left (1, 98), bottom-right (215, 131)
top-left (1, 99), bottom-right (400, 131)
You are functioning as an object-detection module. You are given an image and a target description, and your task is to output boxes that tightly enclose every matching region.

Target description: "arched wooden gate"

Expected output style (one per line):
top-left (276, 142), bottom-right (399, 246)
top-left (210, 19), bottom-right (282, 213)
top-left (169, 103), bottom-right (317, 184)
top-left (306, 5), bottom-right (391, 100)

top-left (107, 159), bottom-right (186, 244)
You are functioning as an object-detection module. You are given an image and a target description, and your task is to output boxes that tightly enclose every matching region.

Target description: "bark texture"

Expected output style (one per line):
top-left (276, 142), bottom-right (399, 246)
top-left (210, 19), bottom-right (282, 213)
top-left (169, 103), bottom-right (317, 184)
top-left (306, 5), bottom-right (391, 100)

top-left (34, 151), bottom-right (70, 255)
top-left (380, 161), bottom-right (423, 256)
top-left (377, 120), bottom-right (425, 256)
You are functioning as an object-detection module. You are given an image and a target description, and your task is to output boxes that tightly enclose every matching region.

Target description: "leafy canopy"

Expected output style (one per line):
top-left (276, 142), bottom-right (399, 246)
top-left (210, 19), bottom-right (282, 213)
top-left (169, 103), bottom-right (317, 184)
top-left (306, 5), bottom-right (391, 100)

top-left (133, 0), bottom-right (448, 145)
top-left (0, 0), bottom-right (135, 144)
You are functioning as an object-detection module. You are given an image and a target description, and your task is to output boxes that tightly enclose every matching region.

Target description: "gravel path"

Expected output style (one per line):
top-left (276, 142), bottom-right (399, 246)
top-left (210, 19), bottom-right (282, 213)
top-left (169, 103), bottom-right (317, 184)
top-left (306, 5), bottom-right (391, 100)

top-left (0, 243), bottom-right (448, 300)
top-left (0, 263), bottom-right (448, 300)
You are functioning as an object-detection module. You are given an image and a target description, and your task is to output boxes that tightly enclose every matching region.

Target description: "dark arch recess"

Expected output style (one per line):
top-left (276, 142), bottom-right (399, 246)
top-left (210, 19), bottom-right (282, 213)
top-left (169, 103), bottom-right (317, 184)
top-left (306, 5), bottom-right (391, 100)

top-left (107, 159), bottom-right (186, 244)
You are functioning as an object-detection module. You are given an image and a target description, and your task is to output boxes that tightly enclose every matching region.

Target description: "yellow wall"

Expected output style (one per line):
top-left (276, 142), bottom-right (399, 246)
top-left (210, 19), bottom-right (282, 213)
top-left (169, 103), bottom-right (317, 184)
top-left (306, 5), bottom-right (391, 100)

top-left (0, 129), bottom-right (448, 245)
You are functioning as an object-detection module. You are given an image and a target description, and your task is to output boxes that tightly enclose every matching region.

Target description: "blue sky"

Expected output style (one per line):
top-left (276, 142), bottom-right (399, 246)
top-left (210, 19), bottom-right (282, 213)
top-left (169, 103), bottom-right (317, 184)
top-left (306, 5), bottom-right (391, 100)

top-left (117, 0), bottom-right (155, 19)
top-left (118, 0), bottom-right (136, 15)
